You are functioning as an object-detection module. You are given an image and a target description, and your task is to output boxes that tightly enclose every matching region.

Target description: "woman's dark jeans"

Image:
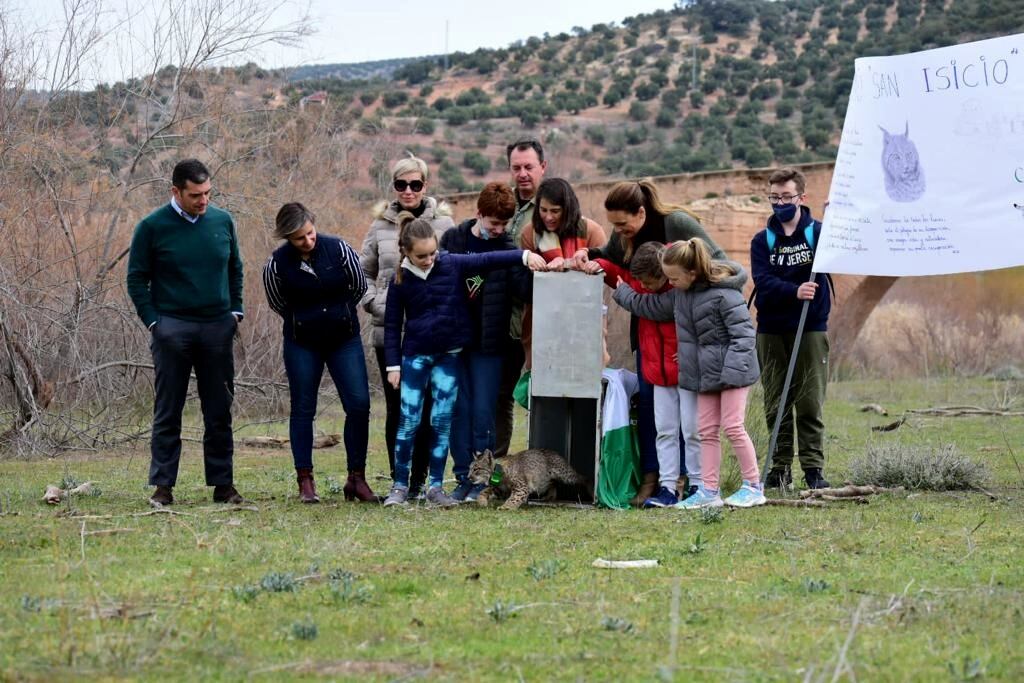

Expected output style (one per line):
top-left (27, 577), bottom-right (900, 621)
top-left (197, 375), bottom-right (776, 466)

top-left (635, 349), bottom-right (659, 474)
top-left (283, 334), bottom-right (370, 471)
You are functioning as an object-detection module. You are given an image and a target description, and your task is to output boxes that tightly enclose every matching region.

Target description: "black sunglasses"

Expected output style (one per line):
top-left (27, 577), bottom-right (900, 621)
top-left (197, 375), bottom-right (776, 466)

top-left (394, 179), bottom-right (424, 192)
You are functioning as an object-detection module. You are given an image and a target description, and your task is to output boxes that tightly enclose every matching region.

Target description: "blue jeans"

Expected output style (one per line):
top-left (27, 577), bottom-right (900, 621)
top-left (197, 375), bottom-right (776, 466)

top-left (394, 351), bottom-right (460, 489)
top-left (449, 351), bottom-right (504, 480)
top-left (635, 349), bottom-right (659, 474)
top-left (283, 334), bottom-right (370, 471)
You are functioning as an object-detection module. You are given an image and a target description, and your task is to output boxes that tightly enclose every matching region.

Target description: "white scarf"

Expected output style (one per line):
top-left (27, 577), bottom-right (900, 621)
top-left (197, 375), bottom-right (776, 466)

top-left (400, 257), bottom-right (434, 280)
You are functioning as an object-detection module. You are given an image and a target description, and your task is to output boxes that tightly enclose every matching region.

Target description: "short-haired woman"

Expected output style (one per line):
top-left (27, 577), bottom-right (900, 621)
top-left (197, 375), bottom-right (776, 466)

top-left (263, 203), bottom-right (374, 503)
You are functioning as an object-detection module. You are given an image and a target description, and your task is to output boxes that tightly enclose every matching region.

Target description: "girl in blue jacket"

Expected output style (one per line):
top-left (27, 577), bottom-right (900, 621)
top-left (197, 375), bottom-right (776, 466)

top-left (382, 212), bottom-right (545, 507)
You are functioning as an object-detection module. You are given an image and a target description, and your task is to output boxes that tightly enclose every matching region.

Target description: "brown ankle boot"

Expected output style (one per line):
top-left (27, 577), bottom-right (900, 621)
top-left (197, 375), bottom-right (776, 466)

top-left (343, 470), bottom-right (376, 502)
top-left (630, 472), bottom-right (658, 507)
top-left (296, 468), bottom-right (319, 503)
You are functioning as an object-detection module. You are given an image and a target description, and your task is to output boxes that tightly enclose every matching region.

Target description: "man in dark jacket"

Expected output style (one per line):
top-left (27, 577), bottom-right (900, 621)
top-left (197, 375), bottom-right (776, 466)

top-left (127, 159), bottom-right (245, 507)
top-left (750, 167), bottom-right (832, 490)
top-left (442, 182), bottom-right (530, 500)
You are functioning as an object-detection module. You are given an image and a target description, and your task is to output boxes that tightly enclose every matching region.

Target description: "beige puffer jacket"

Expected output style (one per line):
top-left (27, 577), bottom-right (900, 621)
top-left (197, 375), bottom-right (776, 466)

top-left (358, 196), bottom-right (455, 348)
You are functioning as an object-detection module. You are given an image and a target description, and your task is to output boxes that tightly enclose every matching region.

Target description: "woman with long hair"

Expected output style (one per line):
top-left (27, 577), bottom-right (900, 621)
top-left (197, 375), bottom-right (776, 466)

top-left (581, 178), bottom-right (725, 504)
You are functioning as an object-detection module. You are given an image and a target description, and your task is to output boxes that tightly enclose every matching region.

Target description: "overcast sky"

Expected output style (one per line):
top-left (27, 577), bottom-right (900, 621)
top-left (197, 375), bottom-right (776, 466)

top-left (26, 0), bottom-right (677, 86)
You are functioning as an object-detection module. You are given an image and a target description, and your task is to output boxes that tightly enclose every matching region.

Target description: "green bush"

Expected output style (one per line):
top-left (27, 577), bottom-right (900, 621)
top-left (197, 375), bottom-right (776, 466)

top-left (455, 87), bottom-right (490, 107)
top-left (635, 81), bottom-right (660, 101)
top-left (381, 91), bottom-right (409, 108)
top-left (445, 107), bottom-right (470, 126)
top-left (584, 126), bottom-right (606, 146)
top-left (463, 150), bottom-right (490, 176)
top-left (624, 125), bottom-right (649, 145)
top-left (628, 101), bottom-right (648, 121)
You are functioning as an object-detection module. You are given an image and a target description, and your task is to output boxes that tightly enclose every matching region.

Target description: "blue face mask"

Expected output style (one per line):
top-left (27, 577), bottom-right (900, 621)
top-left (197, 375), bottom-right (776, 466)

top-left (772, 202), bottom-right (799, 223)
top-left (477, 219), bottom-right (493, 240)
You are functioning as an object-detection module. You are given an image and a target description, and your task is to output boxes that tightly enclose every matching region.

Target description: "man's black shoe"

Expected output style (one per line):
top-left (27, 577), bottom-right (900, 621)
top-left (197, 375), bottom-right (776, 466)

top-left (803, 468), bottom-right (831, 490)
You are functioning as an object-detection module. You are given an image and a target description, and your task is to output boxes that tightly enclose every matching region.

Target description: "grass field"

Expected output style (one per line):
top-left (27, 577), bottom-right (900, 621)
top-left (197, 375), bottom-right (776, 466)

top-left (1, 377), bottom-right (1022, 681)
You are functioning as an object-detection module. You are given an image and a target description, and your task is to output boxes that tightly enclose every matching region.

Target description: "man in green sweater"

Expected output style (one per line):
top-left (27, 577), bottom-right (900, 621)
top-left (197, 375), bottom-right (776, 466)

top-left (127, 159), bottom-right (245, 507)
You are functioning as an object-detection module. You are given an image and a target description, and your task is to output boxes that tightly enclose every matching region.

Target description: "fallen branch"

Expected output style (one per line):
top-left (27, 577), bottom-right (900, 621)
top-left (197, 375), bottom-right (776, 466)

top-left (238, 436), bottom-right (288, 448)
top-left (236, 434), bottom-right (339, 449)
top-left (872, 416), bottom-right (906, 432)
top-left (83, 528), bottom-right (138, 537)
top-left (65, 508), bottom-right (195, 519)
top-left (859, 404), bottom-right (889, 416)
top-left (800, 485), bottom-right (904, 500)
top-left (765, 498), bottom-right (828, 508)
top-left (909, 406), bottom-right (1024, 417)
top-left (819, 495), bottom-right (870, 504)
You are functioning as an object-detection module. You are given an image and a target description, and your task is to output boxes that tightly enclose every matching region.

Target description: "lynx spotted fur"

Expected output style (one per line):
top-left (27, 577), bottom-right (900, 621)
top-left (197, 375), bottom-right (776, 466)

top-left (468, 448), bottom-right (586, 510)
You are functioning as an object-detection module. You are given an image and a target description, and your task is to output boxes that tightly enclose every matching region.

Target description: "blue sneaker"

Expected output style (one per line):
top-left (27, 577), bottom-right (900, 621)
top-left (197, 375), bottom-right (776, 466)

top-left (674, 486), bottom-right (724, 510)
top-left (724, 481), bottom-right (767, 508)
top-left (642, 486), bottom-right (679, 508)
top-left (450, 479), bottom-right (474, 502)
top-left (464, 483), bottom-right (488, 502)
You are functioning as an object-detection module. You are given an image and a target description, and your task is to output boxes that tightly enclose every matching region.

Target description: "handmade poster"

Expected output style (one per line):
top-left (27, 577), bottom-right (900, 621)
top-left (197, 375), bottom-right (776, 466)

top-left (816, 33), bottom-right (1024, 276)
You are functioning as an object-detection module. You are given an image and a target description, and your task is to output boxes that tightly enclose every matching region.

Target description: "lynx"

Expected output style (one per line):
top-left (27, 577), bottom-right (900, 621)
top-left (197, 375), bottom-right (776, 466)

top-left (468, 448), bottom-right (588, 510)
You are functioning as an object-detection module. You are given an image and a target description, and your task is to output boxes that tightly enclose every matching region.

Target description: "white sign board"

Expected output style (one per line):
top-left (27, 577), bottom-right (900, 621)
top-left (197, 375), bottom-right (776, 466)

top-left (816, 33), bottom-right (1024, 277)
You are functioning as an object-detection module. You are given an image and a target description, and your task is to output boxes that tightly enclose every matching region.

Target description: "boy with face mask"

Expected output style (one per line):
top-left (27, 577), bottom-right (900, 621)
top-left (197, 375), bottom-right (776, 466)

top-left (750, 167), bottom-right (832, 491)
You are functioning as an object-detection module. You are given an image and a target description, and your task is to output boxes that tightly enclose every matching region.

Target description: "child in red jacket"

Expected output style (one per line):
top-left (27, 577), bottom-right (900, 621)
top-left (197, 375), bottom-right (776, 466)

top-left (598, 242), bottom-right (701, 507)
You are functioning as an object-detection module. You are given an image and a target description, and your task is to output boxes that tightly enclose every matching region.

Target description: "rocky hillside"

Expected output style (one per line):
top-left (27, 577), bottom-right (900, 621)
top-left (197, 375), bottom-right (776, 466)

top-left (273, 0), bottom-right (1022, 192)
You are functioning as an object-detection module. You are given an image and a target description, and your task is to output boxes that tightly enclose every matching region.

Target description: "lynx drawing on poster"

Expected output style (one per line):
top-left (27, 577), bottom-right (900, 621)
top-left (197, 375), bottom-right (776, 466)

top-left (879, 121), bottom-right (926, 202)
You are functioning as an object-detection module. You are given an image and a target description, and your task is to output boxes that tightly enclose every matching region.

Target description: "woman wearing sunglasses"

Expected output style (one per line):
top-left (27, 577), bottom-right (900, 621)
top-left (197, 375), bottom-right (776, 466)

top-left (360, 155), bottom-right (454, 499)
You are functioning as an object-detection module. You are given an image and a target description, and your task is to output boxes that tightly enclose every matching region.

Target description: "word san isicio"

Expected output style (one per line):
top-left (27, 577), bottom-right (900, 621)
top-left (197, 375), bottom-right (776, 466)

top-left (922, 56), bottom-right (1010, 93)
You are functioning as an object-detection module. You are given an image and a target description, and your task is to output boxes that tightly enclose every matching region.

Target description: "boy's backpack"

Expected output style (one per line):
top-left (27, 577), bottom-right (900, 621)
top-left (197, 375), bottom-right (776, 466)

top-left (747, 221), bottom-right (835, 309)
top-left (766, 222), bottom-right (816, 252)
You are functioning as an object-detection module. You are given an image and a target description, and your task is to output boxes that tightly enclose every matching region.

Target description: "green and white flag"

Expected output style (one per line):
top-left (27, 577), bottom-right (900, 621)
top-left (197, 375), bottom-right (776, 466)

top-left (596, 368), bottom-right (640, 509)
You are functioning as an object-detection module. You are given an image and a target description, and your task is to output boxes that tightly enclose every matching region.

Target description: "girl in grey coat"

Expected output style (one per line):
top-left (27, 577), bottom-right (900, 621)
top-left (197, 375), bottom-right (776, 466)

top-left (613, 238), bottom-right (766, 510)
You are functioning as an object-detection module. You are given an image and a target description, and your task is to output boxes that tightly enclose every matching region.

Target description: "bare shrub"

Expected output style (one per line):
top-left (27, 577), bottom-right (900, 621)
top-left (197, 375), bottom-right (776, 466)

top-left (849, 443), bottom-right (990, 491)
top-left (847, 302), bottom-right (1024, 378)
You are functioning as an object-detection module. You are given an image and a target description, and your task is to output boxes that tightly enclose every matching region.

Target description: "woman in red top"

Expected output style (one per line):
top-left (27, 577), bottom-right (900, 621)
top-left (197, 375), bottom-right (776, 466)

top-left (518, 178), bottom-right (607, 368)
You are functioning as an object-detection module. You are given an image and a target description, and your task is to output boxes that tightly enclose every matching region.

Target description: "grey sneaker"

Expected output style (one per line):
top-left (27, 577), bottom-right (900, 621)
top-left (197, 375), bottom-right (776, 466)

top-left (382, 485), bottom-right (409, 507)
top-left (425, 486), bottom-right (459, 508)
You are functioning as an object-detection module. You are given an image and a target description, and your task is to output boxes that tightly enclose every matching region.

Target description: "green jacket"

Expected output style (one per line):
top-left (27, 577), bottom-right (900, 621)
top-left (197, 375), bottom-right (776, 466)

top-left (126, 203), bottom-right (244, 327)
top-left (506, 190), bottom-right (536, 339)
top-left (507, 191), bottom-right (535, 249)
top-left (589, 210), bottom-right (724, 351)
top-left (589, 210), bottom-right (724, 267)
